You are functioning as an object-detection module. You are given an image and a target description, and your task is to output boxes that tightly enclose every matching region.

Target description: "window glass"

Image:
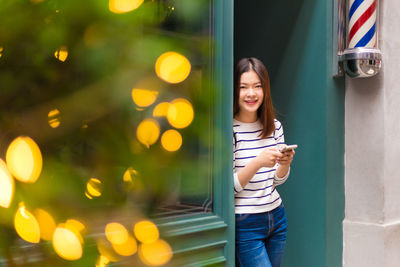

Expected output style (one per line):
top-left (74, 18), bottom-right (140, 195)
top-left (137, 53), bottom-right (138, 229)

top-left (0, 0), bottom-right (213, 265)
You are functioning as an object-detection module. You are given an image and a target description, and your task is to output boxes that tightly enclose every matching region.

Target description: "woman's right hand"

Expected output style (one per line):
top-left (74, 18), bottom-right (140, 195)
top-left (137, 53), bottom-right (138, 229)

top-left (236, 147), bottom-right (283, 189)
top-left (255, 148), bottom-right (283, 168)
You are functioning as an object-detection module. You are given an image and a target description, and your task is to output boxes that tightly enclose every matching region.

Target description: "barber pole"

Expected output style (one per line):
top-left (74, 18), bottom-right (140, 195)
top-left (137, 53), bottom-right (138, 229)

top-left (348, 0), bottom-right (377, 48)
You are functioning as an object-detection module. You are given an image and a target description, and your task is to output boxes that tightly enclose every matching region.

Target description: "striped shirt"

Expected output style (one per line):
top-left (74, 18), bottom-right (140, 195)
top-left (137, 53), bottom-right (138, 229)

top-left (233, 118), bottom-right (290, 214)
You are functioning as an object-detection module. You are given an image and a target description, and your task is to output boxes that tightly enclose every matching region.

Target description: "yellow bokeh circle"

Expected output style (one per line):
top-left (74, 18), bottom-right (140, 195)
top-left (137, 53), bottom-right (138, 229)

top-left (167, 98), bottom-right (194, 129)
top-left (97, 238), bottom-right (121, 263)
top-left (53, 225), bottom-right (83, 261)
top-left (112, 235), bottom-right (137, 257)
top-left (48, 109), bottom-right (61, 128)
top-left (123, 167), bottom-right (138, 184)
top-left (96, 255), bottom-right (110, 267)
top-left (14, 204), bottom-right (40, 243)
top-left (6, 136), bottom-right (43, 183)
top-left (153, 102), bottom-right (171, 117)
top-left (34, 209), bottom-right (56, 241)
top-left (123, 167), bottom-right (143, 192)
top-left (139, 239), bottom-right (173, 266)
top-left (161, 130), bottom-right (182, 152)
top-left (54, 46), bottom-right (68, 62)
top-left (155, 52), bottom-right (191, 84)
top-left (136, 119), bottom-right (160, 148)
top-left (131, 89), bottom-right (159, 108)
top-left (109, 0), bottom-right (144, 14)
top-left (0, 159), bottom-right (14, 208)
top-left (134, 220), bottom-right (159, 244)
top-left (105, 222), bottom-right (129, 245)
top-left (65, 219), bottom-right (86, 238)
top-left (86, 178), bottom-right (102, 198)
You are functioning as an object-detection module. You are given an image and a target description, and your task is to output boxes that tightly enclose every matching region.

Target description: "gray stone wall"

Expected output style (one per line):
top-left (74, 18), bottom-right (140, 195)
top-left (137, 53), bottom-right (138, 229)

top-left (344, 0), bottom-right (400, 266)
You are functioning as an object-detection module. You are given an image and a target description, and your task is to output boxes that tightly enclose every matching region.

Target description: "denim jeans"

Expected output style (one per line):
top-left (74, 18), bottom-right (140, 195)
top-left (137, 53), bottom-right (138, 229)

top-left (235, 203), bottom-right (287, 267)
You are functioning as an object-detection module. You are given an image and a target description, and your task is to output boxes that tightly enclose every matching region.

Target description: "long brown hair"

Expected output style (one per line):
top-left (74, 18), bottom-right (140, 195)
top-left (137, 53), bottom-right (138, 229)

top-left (234, 57), bottom-right (275, 138)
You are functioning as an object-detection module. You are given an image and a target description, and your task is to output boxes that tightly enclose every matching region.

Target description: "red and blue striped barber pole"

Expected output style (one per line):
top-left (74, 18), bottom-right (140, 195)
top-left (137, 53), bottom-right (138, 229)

top-left (339, 0), bottom-right (381, 78)
top-left (348, 0), bottom-right (377, 48)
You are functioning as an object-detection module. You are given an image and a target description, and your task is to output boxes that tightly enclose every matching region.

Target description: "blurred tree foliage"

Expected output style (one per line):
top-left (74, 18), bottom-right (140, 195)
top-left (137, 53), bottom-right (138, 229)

top-left (0, 0), bottom-right (213, 265)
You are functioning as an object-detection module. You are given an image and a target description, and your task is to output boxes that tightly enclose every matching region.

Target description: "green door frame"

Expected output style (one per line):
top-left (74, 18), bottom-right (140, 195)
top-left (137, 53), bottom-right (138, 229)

top-left (157, 0), bottom-right (235, 266)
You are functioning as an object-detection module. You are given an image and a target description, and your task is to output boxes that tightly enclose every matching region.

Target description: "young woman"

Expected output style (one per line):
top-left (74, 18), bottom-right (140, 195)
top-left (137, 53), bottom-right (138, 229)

top-left (233, 57), bottom-right (295, 267)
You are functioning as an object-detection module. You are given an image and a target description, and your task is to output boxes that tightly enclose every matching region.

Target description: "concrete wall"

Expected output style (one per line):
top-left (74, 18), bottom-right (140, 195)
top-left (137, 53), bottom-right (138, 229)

top-left (344, 0), bottom-right (400, 266)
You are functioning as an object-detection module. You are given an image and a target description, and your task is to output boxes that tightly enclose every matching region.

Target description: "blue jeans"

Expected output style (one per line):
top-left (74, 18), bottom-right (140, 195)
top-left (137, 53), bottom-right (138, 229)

top-left (235, 203), bottom-right (287, 267)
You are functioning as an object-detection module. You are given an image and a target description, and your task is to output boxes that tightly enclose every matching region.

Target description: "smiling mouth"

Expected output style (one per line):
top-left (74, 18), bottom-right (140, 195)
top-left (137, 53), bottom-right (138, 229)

top-left (245, 100), bottom-right (258, 105)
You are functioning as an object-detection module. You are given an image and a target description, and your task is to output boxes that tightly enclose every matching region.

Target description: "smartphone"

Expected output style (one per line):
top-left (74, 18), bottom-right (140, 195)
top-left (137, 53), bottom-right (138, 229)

top-left (279, 144), bottom-right (298, 152)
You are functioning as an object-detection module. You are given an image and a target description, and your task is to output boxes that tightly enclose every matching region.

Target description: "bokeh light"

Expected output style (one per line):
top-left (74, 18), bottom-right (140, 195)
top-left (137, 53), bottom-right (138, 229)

top-left (105, 222), bottom-right (129, 245)
top-left (54, 46), bottom-right (68, 62)
top-left (96, 255), bottom-right (110, 267)
top-left (34, 209), bottom-right (56, 241)
top-left (53, 224), bottom-right (83, 261)
top-left (109, 0), bottom-right (144, 14)
top-left (153, 102), bottom-right (171, 117)
top-left (134, 220), bottom-right (159, 244)
top-left (0, 159), bottom-right (14, 208)
top-left (0, 46), bottom-right (3, 58)
top-left (66, 219), bottom-right (86, 237)
top-left (14, 203), bottom-right (40, 243)
top-left (85, 192), bottom-right (93, 199)
top-left (85, 178), bottom-right (103, 198)
top-left (112, 234), bottom-right (137, 257)
top-left (48, 109), bottom-right (61, 128)
top-left (123, 167), bottom-right (137, 184)
top-left (155, 52), bottom-right (191, 84)
top-left (97, 238), bottom-right (120, 263)
top-left (63, 221), bottom-right (84, 245)
top-left (139, 239), bottom-right (173, 266)
top-left (131, 89), bottom-right (159, 108)
top-left (161, 130), bottom-right (182, 152)
top-left (167, 98), bottom-right (194, 129)
top-left (136, 119), bottom-right (160, 148)
top-left (6, 136), bottom-right (43, 183)
top-left (123, 167), bottom-right (142, 191)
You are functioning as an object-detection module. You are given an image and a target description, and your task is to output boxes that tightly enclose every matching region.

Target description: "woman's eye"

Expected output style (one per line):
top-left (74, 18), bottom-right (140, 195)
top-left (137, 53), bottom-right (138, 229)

top-left (240, 86), bottom-right (246, 89)
top-left (256, 85), bottom-right (262, 88)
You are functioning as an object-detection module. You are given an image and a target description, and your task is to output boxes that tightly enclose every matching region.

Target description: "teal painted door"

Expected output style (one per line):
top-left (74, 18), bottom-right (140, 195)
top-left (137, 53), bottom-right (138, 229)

top-left (234, 1), bottom-right (345, 266)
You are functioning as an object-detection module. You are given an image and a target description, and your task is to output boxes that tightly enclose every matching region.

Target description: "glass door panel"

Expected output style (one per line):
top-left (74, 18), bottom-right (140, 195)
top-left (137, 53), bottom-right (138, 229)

top-left (0, 0), bottom-right (226, 266)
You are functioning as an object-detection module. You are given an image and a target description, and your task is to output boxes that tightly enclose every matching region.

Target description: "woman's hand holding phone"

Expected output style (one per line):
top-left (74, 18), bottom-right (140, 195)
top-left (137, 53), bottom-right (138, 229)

top-left (279, 144), bottom-right (298, 152)
top-left (255, 148), bottom-right (283, 168)
top-left (277, 144), bottom-right (297, 166)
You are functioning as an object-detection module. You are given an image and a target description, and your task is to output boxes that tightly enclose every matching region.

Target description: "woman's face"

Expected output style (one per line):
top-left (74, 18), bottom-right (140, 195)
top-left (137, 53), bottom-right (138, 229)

top-left (238, 70), bottom-right (264, 119)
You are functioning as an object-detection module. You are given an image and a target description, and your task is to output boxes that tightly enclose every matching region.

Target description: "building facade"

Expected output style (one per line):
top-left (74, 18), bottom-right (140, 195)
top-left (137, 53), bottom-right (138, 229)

top-left (1, 0), bottom-right (400, 266)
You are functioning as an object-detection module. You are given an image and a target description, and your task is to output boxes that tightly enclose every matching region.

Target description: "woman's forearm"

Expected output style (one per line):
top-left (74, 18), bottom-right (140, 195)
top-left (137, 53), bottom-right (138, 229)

top-left (276, 164), bottom-right (290, 179)
top-left (237, 159), bottom-right (262, 188)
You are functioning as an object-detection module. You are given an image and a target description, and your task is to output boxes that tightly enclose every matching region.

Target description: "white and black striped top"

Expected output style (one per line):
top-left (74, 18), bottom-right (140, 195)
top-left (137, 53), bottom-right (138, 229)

top-left (233, 118), bottom-right (290, 214)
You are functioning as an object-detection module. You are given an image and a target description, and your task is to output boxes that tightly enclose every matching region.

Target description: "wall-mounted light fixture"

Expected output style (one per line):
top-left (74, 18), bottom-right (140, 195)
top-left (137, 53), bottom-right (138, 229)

top-left (335, 0), bottom-right (382, 78)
